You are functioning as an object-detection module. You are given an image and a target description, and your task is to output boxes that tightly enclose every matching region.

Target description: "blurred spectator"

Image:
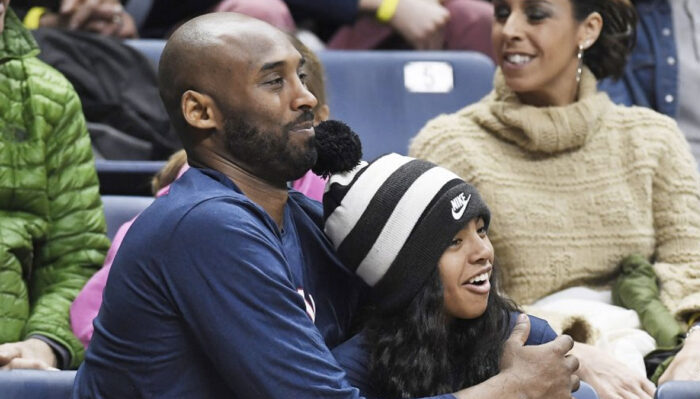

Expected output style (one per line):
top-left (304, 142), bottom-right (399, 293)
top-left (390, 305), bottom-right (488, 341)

top-left (600, 0), bottom-right (700, 162)
top-left (0, 2), bottom-right (109, 371)
top-left (217, 0), bottom-right (495, 57)
top-left (12, 0), bottom-right (221, 38)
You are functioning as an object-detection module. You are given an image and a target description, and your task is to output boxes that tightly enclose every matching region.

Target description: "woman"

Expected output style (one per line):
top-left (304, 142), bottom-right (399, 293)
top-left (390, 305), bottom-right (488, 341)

top-left (410, 0), bottom-right (700, 397)
top-left (317, 150), bottom-right (579, 398)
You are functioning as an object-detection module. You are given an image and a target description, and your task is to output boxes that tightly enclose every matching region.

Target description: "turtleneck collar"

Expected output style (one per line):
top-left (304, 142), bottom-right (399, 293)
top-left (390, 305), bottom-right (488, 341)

top-left (470, 67), bottom-right (611, 154)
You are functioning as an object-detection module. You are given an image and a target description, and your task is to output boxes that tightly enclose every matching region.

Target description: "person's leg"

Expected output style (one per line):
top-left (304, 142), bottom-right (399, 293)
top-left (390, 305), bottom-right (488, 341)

top-left (213, 0), bottom-right (296, 32)
top-left (442, 0), bottom-right (494, 59)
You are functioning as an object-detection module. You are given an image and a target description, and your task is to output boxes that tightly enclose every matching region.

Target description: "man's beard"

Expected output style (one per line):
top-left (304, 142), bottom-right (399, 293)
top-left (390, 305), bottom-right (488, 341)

top-left (222, 111), bottom-right (317, 184)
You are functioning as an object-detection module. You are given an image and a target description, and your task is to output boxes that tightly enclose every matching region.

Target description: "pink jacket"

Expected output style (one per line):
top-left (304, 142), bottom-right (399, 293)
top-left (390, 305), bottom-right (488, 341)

top-left (70, 169), bottom-right (326, 348)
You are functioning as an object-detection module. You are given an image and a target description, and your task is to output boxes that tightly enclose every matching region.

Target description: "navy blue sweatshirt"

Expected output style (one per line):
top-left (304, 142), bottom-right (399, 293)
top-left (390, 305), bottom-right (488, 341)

top-left (72, 168), bottom-right (459, 398)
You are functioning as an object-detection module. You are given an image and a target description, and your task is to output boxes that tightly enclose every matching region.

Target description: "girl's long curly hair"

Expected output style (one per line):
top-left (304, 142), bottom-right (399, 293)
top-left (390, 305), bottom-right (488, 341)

top-left (365, 267), bottom-right (517, 398)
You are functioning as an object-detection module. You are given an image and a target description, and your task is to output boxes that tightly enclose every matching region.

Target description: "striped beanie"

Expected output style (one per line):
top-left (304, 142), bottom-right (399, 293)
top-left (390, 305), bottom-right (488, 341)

top-left (322, 153), bottom-right (490, 314)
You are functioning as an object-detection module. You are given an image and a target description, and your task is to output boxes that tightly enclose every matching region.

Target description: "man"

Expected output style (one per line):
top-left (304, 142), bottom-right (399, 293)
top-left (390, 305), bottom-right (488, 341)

top-left (0, 0), bottom-right (109, 370)
top-left (73, 13), bottom-right (578, 398)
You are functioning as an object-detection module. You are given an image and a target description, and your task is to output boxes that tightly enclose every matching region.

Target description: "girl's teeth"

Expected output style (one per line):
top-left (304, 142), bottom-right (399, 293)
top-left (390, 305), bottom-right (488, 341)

top-left (468, 272), bottom-right (489, 284)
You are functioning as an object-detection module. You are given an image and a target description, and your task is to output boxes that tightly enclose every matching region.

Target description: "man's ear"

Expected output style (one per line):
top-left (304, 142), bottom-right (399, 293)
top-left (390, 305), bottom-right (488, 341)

top-left (181, 90), bottom-right (221, 131)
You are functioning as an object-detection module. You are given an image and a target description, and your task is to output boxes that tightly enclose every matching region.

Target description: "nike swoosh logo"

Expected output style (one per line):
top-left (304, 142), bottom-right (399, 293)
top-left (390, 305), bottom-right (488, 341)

top-left (451, 194), bottom-right (471, 220)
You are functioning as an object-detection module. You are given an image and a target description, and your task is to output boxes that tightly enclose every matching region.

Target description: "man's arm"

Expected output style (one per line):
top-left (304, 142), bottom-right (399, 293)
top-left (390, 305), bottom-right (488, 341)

top-left (173, 205), bottom-right (578, 398)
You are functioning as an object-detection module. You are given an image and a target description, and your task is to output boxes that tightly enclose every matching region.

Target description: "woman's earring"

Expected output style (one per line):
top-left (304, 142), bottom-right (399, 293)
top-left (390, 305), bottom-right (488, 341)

top-left (576, 43), bottom-right (584, 84)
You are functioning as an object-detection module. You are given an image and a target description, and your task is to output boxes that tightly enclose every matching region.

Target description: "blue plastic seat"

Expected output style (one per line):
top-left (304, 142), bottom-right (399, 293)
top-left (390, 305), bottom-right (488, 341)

top-left (123, 39), bottom-right (495, 161)
top-left (102, 195), bottom-right (154, 239)
top-left (319, 50), bottom-right (494, 160)
top-left (654, 381), bottom-right (700, 399)
top-left (96, 159), bottom-right (165, 196)
top-left (124, 38), bottom-right (166, 67)
top-left (573, 381), bottom-right (600, 399)
top-left (0, 370), bottom-right (76, 399)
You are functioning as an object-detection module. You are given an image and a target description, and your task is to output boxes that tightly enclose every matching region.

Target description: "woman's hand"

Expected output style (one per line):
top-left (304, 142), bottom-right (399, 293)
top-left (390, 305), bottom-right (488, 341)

top-left (571, 341), bottom-right (656, 399)
top-left (658, 332), bottom-right (700, 384)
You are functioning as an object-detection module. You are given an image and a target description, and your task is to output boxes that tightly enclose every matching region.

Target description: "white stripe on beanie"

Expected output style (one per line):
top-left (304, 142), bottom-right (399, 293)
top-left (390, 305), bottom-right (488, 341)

top-left (323, 160), bottom-right (368, 194)
top-left (355, 166), bottom-right (460, 286)
top-left (324, 154), bottom-right (411, 247)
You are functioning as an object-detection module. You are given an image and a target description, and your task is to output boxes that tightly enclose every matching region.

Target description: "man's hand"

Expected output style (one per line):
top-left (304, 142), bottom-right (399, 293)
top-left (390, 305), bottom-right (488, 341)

top-left (389, 0), bottom-right (449, 50)
top-left (500, 314), bottom-right (580, 398)
top-left (0, 339), bottom-right (58, 370)
top-left (571, 341), bottom-right (655, 399)
top-left (658, 332), bottom-right (700, 384)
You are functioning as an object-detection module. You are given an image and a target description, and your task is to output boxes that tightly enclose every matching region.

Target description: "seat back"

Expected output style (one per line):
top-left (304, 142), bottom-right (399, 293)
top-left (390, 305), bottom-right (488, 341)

top-left (0, 370), bottom-right (76, 399)
top-left (654, 381), bottom-right (700, 399)
top-left (102, 195), bottom-right (154, 239)
top-left (573, 381), bottom-right (599, 399)
top-left (124, 39), bottom-right (166, 67)
top-left (121, 42), bottom-right (496, 161)
top-left (320, 50), bottom-right (494, 160)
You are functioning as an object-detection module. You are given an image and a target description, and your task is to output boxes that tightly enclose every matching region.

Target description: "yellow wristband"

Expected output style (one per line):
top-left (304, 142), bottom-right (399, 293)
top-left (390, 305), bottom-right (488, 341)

top-left (376, 0), bottom-right (401, 23)
top-left (23, 7), bottom-right (47, 30)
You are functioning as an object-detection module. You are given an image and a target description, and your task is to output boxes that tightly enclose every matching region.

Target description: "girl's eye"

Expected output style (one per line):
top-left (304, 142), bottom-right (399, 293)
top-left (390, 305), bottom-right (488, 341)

top-left (477, 226), bottom-right (488, 236)
top-left (299, 72), bottom-right (308, 83)
top-left (450, 238), bottom-right (462, 247)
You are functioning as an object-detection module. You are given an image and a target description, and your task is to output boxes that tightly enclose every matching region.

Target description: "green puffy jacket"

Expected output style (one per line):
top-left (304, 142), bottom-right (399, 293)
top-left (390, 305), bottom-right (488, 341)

top-left (0, 9), bottom-right (109, 368)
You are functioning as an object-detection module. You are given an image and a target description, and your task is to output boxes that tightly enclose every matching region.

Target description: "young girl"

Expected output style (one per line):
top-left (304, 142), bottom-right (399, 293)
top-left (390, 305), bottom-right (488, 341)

top-left (316, 150), bottom-right (573, 398)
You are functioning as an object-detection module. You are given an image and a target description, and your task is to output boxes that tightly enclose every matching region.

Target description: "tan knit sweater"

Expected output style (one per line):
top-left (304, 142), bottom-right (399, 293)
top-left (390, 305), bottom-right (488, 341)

top-left (410, 68), bottom-right (700, 322)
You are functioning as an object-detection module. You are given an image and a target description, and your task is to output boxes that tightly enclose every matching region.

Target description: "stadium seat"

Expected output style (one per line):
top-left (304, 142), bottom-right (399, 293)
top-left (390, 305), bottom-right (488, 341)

top-left (124, 38), bottom-right (166, 67)
top-left (0, 370), bottom-right (76, 399)
top-left (319, 50), bottom-right (494, 160)
top-left (123, 39), bottom-right (495, 161)
top-left (654, 381), bottom-right (700, 399)
top-left (573, 381), bottom-right (599, 399)
top-left (102, 195), bottom-right (153, 239)
top-left (96, 159), bottom-right (164, 196)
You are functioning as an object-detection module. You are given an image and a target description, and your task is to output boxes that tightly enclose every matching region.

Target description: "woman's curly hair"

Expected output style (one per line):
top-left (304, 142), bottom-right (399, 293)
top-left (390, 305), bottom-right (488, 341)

top-left (365, 268), bottom-right (518, 398)
top-left (573, 0), bottom-right (637, 79)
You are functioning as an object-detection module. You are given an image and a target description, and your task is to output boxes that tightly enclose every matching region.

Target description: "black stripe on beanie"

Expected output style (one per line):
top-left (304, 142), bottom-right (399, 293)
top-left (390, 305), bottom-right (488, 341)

top-left (323, 161), bottom-right (371, 222)
top-left (335, 159), bottom-right (436, 273)
top-left (373, 183), bottom-right (490, 314)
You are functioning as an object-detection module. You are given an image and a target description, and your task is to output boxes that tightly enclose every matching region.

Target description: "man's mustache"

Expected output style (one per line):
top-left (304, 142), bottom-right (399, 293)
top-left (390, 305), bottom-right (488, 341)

top-left (285, 110), bottom-right (315, 131)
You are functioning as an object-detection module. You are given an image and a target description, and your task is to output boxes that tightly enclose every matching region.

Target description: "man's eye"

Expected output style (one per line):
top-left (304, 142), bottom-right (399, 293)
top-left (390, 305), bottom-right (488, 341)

top-left (265, 77), bottom-right (283, 86)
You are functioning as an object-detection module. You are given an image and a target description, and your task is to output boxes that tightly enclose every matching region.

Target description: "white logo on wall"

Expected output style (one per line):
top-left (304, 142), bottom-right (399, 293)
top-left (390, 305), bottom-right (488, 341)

top-left (450, 193), bottom-right (471, 220)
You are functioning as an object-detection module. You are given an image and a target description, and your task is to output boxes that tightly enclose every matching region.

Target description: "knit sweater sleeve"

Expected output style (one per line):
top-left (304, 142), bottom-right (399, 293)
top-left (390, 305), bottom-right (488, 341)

top-left (650, 117), bottom-right (700, 321)
top-left (23, 63), bottom-right (110, 368)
